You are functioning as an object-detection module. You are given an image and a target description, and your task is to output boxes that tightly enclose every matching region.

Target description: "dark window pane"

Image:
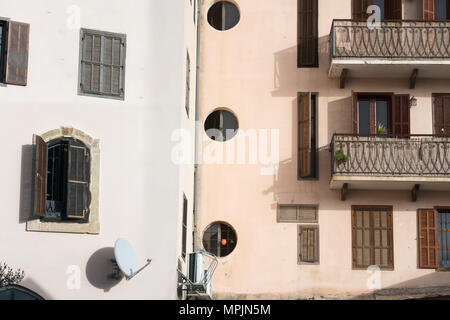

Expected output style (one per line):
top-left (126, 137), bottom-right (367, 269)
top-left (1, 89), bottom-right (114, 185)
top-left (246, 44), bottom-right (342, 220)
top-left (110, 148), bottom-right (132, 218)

top-left (376, 100), bottom-right (389, 133)
top-left (224, 2), bottom-right (240, 30)
top-left (373, 0), bottom-right (385, 20)
top-left (203, 223), bottom-right (237, 257)
top-left (205, 110), bottom-right (238, 142)
top-left (358, 100), bottom-right (371, 134)
top-left (436, 0), bottom-right (447, 20)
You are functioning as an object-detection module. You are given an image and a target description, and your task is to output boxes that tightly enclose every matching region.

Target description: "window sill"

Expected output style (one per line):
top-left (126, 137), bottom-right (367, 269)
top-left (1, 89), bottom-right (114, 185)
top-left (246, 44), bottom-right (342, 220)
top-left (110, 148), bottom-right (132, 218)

top-left (26, 218), bottom-right (99, 234)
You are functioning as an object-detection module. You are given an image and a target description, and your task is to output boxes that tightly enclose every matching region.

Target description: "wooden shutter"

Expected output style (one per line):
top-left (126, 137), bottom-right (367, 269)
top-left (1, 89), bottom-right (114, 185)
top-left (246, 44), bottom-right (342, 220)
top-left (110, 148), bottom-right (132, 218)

top-left (352, 0), bottom-right (374, 19)
top-left (66, 142), bottom-right (90, 219)
top-left (418, 209), bottom-right (439, 269)
top-left (423, 0), bottom-right (436, 20)
top-left (392, 94), bottom-right (410, 136)
top-left (5, 21), bottom-right (30, 86)
top-left (433, 95), bottom-right (450, 136)
top-left (352, 91), bottom-right (358, 134)
top-left (298, 225), bottom-right (319, 264)
top-left (298, 92), bottom-right (312, 178)
top-left (447, 0), bottom-right (450, 19)
top-left (33, 135), bottom-right (47, 217)
top-left (298, 0), bottom-right (318, 67)
top-left (386, 0), bottom-right (402, 19)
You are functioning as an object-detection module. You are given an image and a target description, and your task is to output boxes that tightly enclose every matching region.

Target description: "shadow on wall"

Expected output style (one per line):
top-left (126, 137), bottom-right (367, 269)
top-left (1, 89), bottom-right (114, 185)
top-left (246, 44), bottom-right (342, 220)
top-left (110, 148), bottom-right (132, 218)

top-left (19, 145), bottom-right (35, 224)
top-left (272, 36), bottom-right (332, 97)
top-left (86, 247), bottom-right (123, 292)
top-left (352, 272), bottom-right (450, 300)
top-left (20, 277), bottom-right (53, 300)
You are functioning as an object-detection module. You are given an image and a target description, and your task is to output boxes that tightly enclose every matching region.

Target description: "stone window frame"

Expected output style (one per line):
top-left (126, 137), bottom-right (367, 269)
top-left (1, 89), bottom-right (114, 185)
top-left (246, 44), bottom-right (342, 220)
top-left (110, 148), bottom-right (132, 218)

top-left (27, 127), bottom-right (100, 235)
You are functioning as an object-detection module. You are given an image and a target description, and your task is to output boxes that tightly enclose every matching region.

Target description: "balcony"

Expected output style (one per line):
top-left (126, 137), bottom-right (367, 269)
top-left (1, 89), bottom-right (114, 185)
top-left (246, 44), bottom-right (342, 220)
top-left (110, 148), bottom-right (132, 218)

top-left (329, 20), bottom-right (450, 88)
top-left (330, 134), bottom-right (450, 200)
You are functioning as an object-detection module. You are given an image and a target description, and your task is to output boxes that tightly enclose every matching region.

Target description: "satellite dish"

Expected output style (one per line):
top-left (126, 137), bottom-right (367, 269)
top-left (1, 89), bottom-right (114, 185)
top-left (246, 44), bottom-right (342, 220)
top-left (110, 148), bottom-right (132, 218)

top-left (113, 238), bottom-right (152, 281)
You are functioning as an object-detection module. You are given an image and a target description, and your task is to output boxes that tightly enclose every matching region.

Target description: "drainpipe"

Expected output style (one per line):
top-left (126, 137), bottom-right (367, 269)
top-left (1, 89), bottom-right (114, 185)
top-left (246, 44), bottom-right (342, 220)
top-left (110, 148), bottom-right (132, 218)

top-left (192, 0), bottom-right (202, 252)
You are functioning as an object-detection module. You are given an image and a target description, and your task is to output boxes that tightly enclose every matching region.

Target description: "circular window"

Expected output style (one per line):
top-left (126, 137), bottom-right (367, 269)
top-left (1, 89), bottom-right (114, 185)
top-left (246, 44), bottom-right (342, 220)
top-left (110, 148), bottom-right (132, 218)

top-left (204, 109), bottom-right (238, 142)
top-left (203, 222), bottom-right (237, 257)
top-left (207, 1), bottom-right (240, 31)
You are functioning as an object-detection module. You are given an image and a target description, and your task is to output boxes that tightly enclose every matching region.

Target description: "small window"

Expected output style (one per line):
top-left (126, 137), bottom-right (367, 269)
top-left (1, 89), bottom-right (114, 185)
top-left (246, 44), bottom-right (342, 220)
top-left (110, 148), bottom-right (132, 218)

top-left (298, 93), bottom-right (318, 179)
top-left (203, 222), bottom-right (237, 257)
top-left (204, 109), bottom-right (239, 142)
top-left (298, 225), bottom-right (320, 265)
top-left (182, 195), bottom-right (188, 260)
top-left (352, 206), bottom-right (394, 270)
top-left (79, 29), bottom-right (126, 100)
top-left (0, 20), bottom-right (30, 85)
top-left (207, 1), bottom-right (240, 31)
top-left (278, 205), bottom-right (318, 223)
top-left (34, 135), bottom-right (91, 223)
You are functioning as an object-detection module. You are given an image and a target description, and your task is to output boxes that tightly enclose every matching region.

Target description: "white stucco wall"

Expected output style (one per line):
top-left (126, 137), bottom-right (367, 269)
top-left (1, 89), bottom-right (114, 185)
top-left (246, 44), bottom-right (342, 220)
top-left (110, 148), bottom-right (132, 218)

top-left (0, 0), bottom-right (196, 299)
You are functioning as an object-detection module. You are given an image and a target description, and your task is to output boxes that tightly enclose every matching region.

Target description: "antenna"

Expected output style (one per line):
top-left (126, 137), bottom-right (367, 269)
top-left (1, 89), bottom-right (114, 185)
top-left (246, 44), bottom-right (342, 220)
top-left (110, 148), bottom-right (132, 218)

top-left (111, 238), bottom-right (152, 281)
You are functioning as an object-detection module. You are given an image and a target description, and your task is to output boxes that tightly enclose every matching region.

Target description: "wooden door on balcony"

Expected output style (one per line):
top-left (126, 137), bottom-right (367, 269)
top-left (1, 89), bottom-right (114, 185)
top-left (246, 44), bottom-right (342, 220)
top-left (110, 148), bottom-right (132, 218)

top-left (433, 94), bottom-right (450, 136)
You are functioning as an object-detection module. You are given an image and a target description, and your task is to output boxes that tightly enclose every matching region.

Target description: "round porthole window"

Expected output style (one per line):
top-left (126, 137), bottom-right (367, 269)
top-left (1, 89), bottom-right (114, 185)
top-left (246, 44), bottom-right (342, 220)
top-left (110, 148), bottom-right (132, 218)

top-left (203, 222), bottom-right (237, 257)
top-left (207, 1), bottom-right (240, 31)
top-left (204, 109), bottom-right (238, 142)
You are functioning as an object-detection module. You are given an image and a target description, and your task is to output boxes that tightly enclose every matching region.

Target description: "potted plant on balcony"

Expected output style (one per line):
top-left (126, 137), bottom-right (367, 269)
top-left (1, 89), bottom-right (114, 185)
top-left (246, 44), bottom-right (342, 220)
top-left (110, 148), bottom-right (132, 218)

top-left (335, 148), bottom-right (349, 166)
top-left (377, 123), bottom-right (387, 135)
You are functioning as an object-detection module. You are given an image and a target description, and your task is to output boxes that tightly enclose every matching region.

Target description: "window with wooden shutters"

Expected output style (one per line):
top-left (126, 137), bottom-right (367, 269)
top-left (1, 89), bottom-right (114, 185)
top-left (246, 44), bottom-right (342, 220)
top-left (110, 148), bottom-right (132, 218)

top-left (182, 194), bottom-right (188, 260)
top-left (33, 135), bottom-right (48, 218)
top-left (352, 206), bottom-right (394, 270)
top-left (423, 0), bottom-right (436, 19)
top-left (298, 93), bottom-right (317, 179)
top-left (66, 141), bottom-right (90, 219)
top-left (79, 29), bottom-right (126, 100)
top-left (418, 209), bottom-right (439, 268)
top-left (433, 94), bottom-right (450, 136)
top-left (392, 94), bottom-right (410, 136)
top-left (298, 0), bottom-right (318, 68)
top-left (298, 225), bottom-right (319, 264)
top-left (3, 20), bottom-right (30, 86)
top-left (352, 0), bottom-right (373, 20)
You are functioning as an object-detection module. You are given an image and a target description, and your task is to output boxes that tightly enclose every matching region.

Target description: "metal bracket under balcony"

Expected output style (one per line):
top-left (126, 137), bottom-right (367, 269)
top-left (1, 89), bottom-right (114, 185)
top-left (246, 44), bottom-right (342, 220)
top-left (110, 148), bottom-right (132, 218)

top-left (330, 134), bottom-right (450, 200)
top-left (329, 20), bottom-right (450, 87)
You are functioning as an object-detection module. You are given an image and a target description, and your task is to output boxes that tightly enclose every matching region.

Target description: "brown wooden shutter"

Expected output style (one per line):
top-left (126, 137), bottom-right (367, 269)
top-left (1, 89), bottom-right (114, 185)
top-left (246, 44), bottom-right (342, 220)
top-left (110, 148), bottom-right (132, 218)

top-left (352, 0), bottom-right (374, 19)
top-left (386, 0), bottom-right (402, 20)
top-left (392, 94), bottom-right (410, 136)
top-left (33, 135), bottom-right (47, 217)
top-left (418, 209), bottom-right (439, 269)
top-left (298, 0), bottom-right (318, 67)
top-left (66, 142), bottom-right (90, 219)
top-left (447, 0), bottom-right (450, 19)
top-left (298, 225), bottom-right (319, 264)
top-left (352, 91), bottom-right (358, 134)
top-left (5, 21), bottom-right (30, 86)
top-left (423, 0), bottom-right (436, 20)
top-left (298, 92), bottom-right (312, 178)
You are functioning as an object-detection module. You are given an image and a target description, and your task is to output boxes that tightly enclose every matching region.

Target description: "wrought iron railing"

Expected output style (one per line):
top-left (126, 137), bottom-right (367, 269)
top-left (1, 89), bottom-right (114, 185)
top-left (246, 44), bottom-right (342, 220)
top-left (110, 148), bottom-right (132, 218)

top-left (330, 19), bottom-right (450, 60)
top-left (331, 134), bottom-right (450, 177)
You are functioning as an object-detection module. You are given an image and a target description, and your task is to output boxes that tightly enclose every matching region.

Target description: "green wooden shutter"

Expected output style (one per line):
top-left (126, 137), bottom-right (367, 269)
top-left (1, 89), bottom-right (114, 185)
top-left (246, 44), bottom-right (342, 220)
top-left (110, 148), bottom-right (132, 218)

top-left (5, 21), bottom-right (30, 86)
top-left (33, 135), bottom-right (48, 217)
top-left (298, 225), bottom-right (319, 264)
top-left (66, 141), bottom-right (90, 219)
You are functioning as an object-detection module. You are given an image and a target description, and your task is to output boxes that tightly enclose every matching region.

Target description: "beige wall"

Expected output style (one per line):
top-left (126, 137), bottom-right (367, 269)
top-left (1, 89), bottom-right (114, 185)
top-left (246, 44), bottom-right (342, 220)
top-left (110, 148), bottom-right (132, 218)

top-left (198, 0), bottom-right (450, 299)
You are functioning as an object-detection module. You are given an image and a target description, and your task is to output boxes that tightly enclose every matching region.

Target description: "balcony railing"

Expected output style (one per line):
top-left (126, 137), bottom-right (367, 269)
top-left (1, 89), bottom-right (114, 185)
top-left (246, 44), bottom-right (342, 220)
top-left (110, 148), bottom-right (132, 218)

top-left (330, 19), bottom-right (450, 60)
top-left (331, 134), bottom-right (450, 177)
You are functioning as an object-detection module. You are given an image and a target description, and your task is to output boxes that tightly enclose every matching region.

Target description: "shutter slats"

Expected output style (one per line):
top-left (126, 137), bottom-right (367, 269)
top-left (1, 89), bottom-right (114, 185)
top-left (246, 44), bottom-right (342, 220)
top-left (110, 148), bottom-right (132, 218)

top-left (298, 92), bottom-right (312, 178)
top-left (352, 91), bottom-right (358, 134)
top-left (423, 0), bottom-right (436, 20)
top-left (386, 0), bottom-right (402, 20)
top-left (298, 0), bottom-right (318, 67)
top-left (66, 142), bottom-right (90, 219)
top-left (33, 135), bottom-right (48, 217)
top-left (418, 209), bottom-right (439, 268)
top-left (352, 0), bottom-right (374, 20)
top-left (5, 21), bottom-right (30, 86)
top-left (392, 94), bottom-right (410, 136)
top-left (298, 225), bottom-right (319, 264)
